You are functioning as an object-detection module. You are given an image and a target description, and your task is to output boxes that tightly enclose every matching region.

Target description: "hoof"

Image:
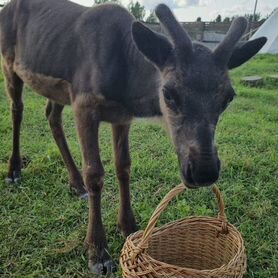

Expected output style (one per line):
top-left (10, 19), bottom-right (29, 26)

top-left (14, 177), bottom-right (21, 184)
top-left (79, 192), bottom-right (88, 200)
top-left (118, 224), bottom-right (138, 238)
top-left (5, 171), bottom-right (21, 184)
top-left (88, 259), bottom-right (116, 275)
top-left (5, 177), bottom-right (14, 184)
top-left (69, 178), bottom-right (87, 199)
top-left (104, 260), bottom-right (116, 273)
top-left (89, 262), bottom-right (103, 275)
top-left (118, 215), bottom-right (138, 238)
top-left (69, 184), bottom-right (87, 199)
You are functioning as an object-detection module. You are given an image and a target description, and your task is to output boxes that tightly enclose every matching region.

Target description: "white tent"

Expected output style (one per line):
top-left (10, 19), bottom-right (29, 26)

top-left (250, 8), bottom-right (278, 54)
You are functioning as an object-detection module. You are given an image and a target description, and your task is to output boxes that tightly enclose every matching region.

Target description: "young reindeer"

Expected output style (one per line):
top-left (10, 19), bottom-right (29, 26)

top-left (0, 0), bottom-right (266, 274)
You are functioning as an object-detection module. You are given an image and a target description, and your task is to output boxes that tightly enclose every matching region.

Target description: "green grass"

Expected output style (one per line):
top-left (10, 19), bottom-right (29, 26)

top-left (0, 54), bottom-right (277, 277)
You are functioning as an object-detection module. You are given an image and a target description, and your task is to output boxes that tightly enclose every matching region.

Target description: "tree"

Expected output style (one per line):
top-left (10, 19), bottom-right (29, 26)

top-left (196, 17), bottom-right (202, 22)
top-left (215, 14), bottom-right (222, 22)
top-left (0, 0), bottom-right (9, 7)
top-left (146, 11), bottom-right (157, 23)
top-left (244, 13), bottom-right (261, 22)
top-left (223, 17), bottom-right (230, 23)
top-left (128, 1), bottom-right (145, 21)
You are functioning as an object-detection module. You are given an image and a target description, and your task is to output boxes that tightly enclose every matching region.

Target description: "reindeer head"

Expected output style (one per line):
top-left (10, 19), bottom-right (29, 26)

top-left (132, 4), bottom-right (266, 188)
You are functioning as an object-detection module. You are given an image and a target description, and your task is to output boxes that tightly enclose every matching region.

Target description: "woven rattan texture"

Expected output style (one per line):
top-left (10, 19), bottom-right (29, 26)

top-left (120, 185), bottom-right (247, 278)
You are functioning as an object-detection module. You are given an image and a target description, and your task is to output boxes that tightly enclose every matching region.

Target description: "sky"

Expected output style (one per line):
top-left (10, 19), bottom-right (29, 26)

top-left (70, 0), bottom-right (277, 21)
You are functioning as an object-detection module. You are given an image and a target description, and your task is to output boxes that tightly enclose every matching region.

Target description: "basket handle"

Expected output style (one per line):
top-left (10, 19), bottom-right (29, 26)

top-left (131, 184), bottom-right (228, 261)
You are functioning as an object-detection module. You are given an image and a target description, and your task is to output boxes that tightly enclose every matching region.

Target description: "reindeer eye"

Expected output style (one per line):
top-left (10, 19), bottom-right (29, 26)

top-left (163, 86), bottom-right (176, 99)
top-left (163, 87), bottom-right (180, 112)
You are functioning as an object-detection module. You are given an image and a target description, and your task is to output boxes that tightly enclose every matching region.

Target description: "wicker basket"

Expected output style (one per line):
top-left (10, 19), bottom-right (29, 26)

top-left (120, 184), bottom-right (247, 278)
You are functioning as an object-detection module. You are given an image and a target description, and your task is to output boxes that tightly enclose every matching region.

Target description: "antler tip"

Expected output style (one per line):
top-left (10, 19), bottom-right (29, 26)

top-left (233, 16), bottom-right (248, 31)
top-left (155, 3), bottom-right (170, 19)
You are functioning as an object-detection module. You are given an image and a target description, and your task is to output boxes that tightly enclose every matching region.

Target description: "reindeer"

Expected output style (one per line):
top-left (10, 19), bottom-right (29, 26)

top-left (0, 0), bottom-right (266, 274)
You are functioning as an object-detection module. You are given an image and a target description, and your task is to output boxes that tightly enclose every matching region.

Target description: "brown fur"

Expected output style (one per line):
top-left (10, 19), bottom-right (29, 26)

top-left (73, 94), bottom-right (132, 124)
top-left (0, 0), bottom-right (266, 274)
top-left (14, 62), bottom-right (71, 105)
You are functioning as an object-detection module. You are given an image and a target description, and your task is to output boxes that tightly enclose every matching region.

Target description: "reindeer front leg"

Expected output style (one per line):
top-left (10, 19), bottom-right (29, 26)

top-left (74, 102), bottom-right (116, 274)
top-left (112, 124), bottom-right (138, 237)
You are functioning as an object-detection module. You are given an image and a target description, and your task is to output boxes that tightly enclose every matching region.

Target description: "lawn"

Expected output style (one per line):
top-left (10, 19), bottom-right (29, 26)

top-left (0, 54), bottom-right (277, 277)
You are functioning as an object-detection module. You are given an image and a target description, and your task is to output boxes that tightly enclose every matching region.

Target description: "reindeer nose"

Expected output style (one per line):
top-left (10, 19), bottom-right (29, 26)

top-left (183, 158), bottom-right (220, 188)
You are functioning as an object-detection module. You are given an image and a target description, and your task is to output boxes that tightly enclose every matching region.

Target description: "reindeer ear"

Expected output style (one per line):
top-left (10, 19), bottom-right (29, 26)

top-left (132, 21), bottom-right (173, 68)
top-left (228, 37), bottom-right (267, 69)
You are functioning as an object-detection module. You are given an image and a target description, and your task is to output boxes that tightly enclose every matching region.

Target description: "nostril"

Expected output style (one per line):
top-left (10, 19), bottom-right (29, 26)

top-left (188, 159), bottom-right (219, 187)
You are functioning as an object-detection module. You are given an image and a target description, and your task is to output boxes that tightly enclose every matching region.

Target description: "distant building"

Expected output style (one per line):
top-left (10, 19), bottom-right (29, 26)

top-left (146, 21), bottom-right (263, 50)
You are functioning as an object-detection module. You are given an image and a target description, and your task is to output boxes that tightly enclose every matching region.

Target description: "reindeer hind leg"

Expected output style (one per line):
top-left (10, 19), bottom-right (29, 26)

top-left (2, 59), bottom-right (24, 184)
top-left (45, 100), bottom-right (87, 198)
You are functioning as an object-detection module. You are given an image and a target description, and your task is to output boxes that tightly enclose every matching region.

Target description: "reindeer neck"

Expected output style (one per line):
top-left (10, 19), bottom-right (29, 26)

top-left (123, 33), bottom-right (162, 118)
